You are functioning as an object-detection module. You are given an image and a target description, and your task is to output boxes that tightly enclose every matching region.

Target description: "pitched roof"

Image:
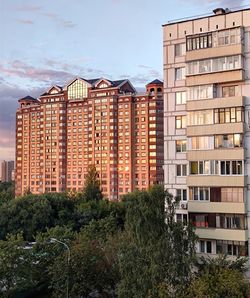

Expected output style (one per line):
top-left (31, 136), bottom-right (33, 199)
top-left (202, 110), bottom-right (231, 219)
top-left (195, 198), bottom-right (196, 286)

top-left (111, 79), bottom-right (127, 87)
top-left (147, 79), bottom-right (163, 85)
top-left (85, 78), bottom-right (101, 85)
top-left (19, 95), bottom-right (37, 101)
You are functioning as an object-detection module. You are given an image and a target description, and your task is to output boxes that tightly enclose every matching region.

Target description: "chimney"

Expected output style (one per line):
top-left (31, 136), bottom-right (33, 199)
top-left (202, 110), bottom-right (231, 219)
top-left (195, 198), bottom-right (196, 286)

top-left (213, 8), bottom-right (226, 15)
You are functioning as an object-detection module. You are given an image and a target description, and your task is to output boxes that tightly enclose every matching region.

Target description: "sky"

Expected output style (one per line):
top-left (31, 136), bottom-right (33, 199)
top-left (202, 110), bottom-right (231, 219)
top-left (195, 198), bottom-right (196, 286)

top-left (0, 0), bottom-right (247, 164)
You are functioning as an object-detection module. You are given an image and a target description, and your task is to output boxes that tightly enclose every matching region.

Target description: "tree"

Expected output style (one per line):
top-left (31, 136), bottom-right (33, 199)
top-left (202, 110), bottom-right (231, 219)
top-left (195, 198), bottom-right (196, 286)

top-left (182, 255), bottom-right (250, 297)
top-left (0, 196), bottom-right (53, 241)
top-left (81, 165), bottom-right (103, 201)
top-left (117, 185), bottom-right (197, 298)
top-left (195, 254), bottom-right (248, 274)
top-left (0, 181), bottom-right (15, 205)
top-left (0, 227), bottom-right (76, 298)
top-left (184, 267), bottom-right (250, 297)
top-left (49, 237), bottom-right (118, 297)
top-left (0, 233), bottom-right (28, 297)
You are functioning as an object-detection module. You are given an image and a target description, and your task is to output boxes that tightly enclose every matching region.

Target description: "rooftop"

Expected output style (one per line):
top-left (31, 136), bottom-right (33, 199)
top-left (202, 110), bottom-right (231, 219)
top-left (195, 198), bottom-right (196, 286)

top-left (163, 4), bottom-right (250, 26)
top-left (147, 79), bottom-right (163, 85)
top-left (18, 95), bottom-right (38, 102)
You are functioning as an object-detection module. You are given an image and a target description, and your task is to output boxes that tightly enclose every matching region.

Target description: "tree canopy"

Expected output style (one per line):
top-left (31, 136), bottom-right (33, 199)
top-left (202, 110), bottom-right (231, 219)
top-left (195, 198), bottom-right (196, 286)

top-left (81, 164), bottom-right (103, 202)
top-left (0, 185), bottom-right (249, 297)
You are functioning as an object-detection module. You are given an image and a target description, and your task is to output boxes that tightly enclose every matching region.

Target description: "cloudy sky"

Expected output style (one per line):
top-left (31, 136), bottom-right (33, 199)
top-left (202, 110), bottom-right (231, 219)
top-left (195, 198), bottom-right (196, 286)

top-left (0, 0), bottom-right (247, 164)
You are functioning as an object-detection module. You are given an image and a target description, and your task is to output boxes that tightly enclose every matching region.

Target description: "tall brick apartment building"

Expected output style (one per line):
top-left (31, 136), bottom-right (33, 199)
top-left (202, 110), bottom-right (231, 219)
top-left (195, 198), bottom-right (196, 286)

top-left (15, 78), bottom-right (163, 200)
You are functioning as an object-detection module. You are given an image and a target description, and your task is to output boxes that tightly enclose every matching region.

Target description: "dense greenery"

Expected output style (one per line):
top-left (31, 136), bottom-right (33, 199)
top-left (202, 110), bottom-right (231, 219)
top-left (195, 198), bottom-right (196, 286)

top-left (117, 187), bottom-right (197, 297)
top-left (0, 181), bottom-right (249, 297)
top-left (0, 181), bottom-right (14, 205)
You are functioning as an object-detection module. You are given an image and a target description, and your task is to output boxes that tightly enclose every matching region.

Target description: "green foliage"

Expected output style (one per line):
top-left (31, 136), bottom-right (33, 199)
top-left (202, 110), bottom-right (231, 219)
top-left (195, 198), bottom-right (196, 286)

top-left (0, 193), bottom-right (76, 241)
top-left (0, 227), bottom-right (76, 297)
top-left (49, 238), bottom-right (118, 298)
top-left (0, 190), bottom-right (125, 241)
top-left (0, 233), bottom-right (28, 296)
top-left (195, 254), bottom-right (248, 275)
top-left (183, 255), bottom-right (250, 298)
top-left (184, 266), bottom-right (250, 298)
top-left (0, 181), bottom-right (14, 193)
top-left (0, 196), bottom-right (53, 240)
top-left (0, 181), bottom-right (15, 205)
top-left (117, 185), bottom-right (197, 298)
top-left (75, 199), bottom-right (125, 231)
top-left (0, 186), bottom-right (249, 298)
top-left (81, 165), bottom-right (103, 201)
top-left (81, 215), bottom-right (121, 243)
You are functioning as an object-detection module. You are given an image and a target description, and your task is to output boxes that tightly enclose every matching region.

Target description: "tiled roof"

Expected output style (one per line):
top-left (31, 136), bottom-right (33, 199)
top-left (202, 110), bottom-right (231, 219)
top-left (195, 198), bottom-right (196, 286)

top-left (111, 79), bottom-right (127, 87)
top-left (19, 95), bottom-right (37, 101)
top-left (147, 79), bottom-right (163, 85)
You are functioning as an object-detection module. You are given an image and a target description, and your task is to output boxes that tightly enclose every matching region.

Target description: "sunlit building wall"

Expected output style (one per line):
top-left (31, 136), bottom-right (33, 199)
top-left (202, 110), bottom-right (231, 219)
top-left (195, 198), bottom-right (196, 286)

top-left (15, 78), bottom-right (164, 199)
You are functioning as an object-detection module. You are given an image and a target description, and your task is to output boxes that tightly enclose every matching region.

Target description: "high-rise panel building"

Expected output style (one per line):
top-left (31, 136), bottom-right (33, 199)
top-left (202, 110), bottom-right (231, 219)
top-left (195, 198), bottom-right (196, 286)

top-left (1, 160), bottom-right (14, 182)
top-left (163, 7), bottom-right (250, 267)
top-left (15, 78), bottom-right (164, 199)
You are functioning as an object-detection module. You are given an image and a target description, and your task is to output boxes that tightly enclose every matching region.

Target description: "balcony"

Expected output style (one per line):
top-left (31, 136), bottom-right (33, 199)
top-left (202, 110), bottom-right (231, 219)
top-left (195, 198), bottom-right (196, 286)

top-left (187, 175), bottom-right (245, 187)
top-left (186, 69), bottom-right (244, 86)
top-left (186, 44), bottom-right (244, 62)
top-left (187, 96), bottom-right (244, 111)
top-left (187, 122), bottom-right (244, 136)
top-left (187, 148), bottom-right (244, 161)
top-left (195, 227), bottom-right (248, 242)
top-left (188, 201), bottom-right (246, 214)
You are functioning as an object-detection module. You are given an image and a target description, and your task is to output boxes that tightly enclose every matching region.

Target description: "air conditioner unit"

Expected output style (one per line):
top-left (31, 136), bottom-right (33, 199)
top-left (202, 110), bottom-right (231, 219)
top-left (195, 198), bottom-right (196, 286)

top-left (180, 203), bottom-right (187, 209)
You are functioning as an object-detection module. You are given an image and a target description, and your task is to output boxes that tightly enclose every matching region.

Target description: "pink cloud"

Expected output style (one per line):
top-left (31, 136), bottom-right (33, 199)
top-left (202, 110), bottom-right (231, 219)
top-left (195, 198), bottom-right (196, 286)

top-left (15, 4), bottom-right (42, 12)
top-left (16, 19), bottom-right (34, 25)
top-left (42, 12), bottom-right (76, 28)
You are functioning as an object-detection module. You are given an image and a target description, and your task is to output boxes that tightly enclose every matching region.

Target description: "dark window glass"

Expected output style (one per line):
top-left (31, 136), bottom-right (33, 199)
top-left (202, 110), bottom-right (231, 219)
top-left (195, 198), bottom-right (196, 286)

top-left (207, 241), bottom-right (212, 253)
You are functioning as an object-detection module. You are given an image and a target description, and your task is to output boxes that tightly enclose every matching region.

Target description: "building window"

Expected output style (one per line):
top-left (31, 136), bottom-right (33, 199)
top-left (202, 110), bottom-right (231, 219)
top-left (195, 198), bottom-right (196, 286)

top-left (189, 213), bottom-right (214, 228)
top-left (175, 116), bottom-right (186, 129)
top-left (175, 91), bottom-right (186, 104)
top-left (190, 161), bottom-right (210, 175)
top-left (186, 55), bottom-right (241, 75)
top-left (176, 164), bottom-right (187, 176)
top-left (220, 160), bottom-right (243, 175)
top-left (176, 189), bottom-right (187, 201)
top-left (189, 187), bottom-right (210, 201)
top-left (222, 86), bottom-right (236, 97)
top-left (214, 107), bottom-right (243, 124)
top-left (220, 187), bottom-right (243, 203)
top-left (216, 240), bottom-right (247, 257)
top-left (176, 140), bottom-right (187, 152)
top-left (217, 28), bottom-right (241, 46)
top-left (175, 43), bottom-right (185, 56)
top-left (216, 214), bottom-right (246, 230)
top-left (199, 240), bottom-right (212, 253)
top-left (188, 136), bottom-right (214, 150)
top-left (188, 110), bottom-right (213, 126)
top-left (214, 134), bottom-right (242, 149)
top-left (68, 79), bottom-right (88, 99)
top-left (187, 28), bottom-right (241, 51)
top-left (175, 67), bottom-right (185, 80)
top-left (186, 33), bottom-right (212, 51)
top-left (176, 213), bottom-right (188, 224)
top-left (188, 160), bottom-right (243, 176)
top-left (187, 84), bottom-right (214, 101)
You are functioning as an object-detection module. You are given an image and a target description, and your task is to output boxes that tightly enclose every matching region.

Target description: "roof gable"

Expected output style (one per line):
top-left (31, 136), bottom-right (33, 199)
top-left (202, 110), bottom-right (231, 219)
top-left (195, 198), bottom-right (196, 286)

top-left (116, 80), bottom-right (136, 93)
top-left (94, 78), bottom-right (112, 88)
top-left (63, 77), bottom-right (92, 90)
top-left (47, 85), bottom-right (62, 94)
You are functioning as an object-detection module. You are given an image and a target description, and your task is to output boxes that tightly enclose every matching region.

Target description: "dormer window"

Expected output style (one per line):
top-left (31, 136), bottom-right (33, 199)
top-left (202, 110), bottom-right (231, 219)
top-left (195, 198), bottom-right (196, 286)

top-left (50, 88), bottom-right (58, 94)
top-left (99, 83), bottom-right (108, 88)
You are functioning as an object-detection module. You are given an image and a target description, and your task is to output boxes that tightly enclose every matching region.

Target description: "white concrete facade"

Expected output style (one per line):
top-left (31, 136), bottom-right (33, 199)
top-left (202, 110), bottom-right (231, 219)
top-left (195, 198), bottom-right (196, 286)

top-left (163, 8), bottom-right (250, 269)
